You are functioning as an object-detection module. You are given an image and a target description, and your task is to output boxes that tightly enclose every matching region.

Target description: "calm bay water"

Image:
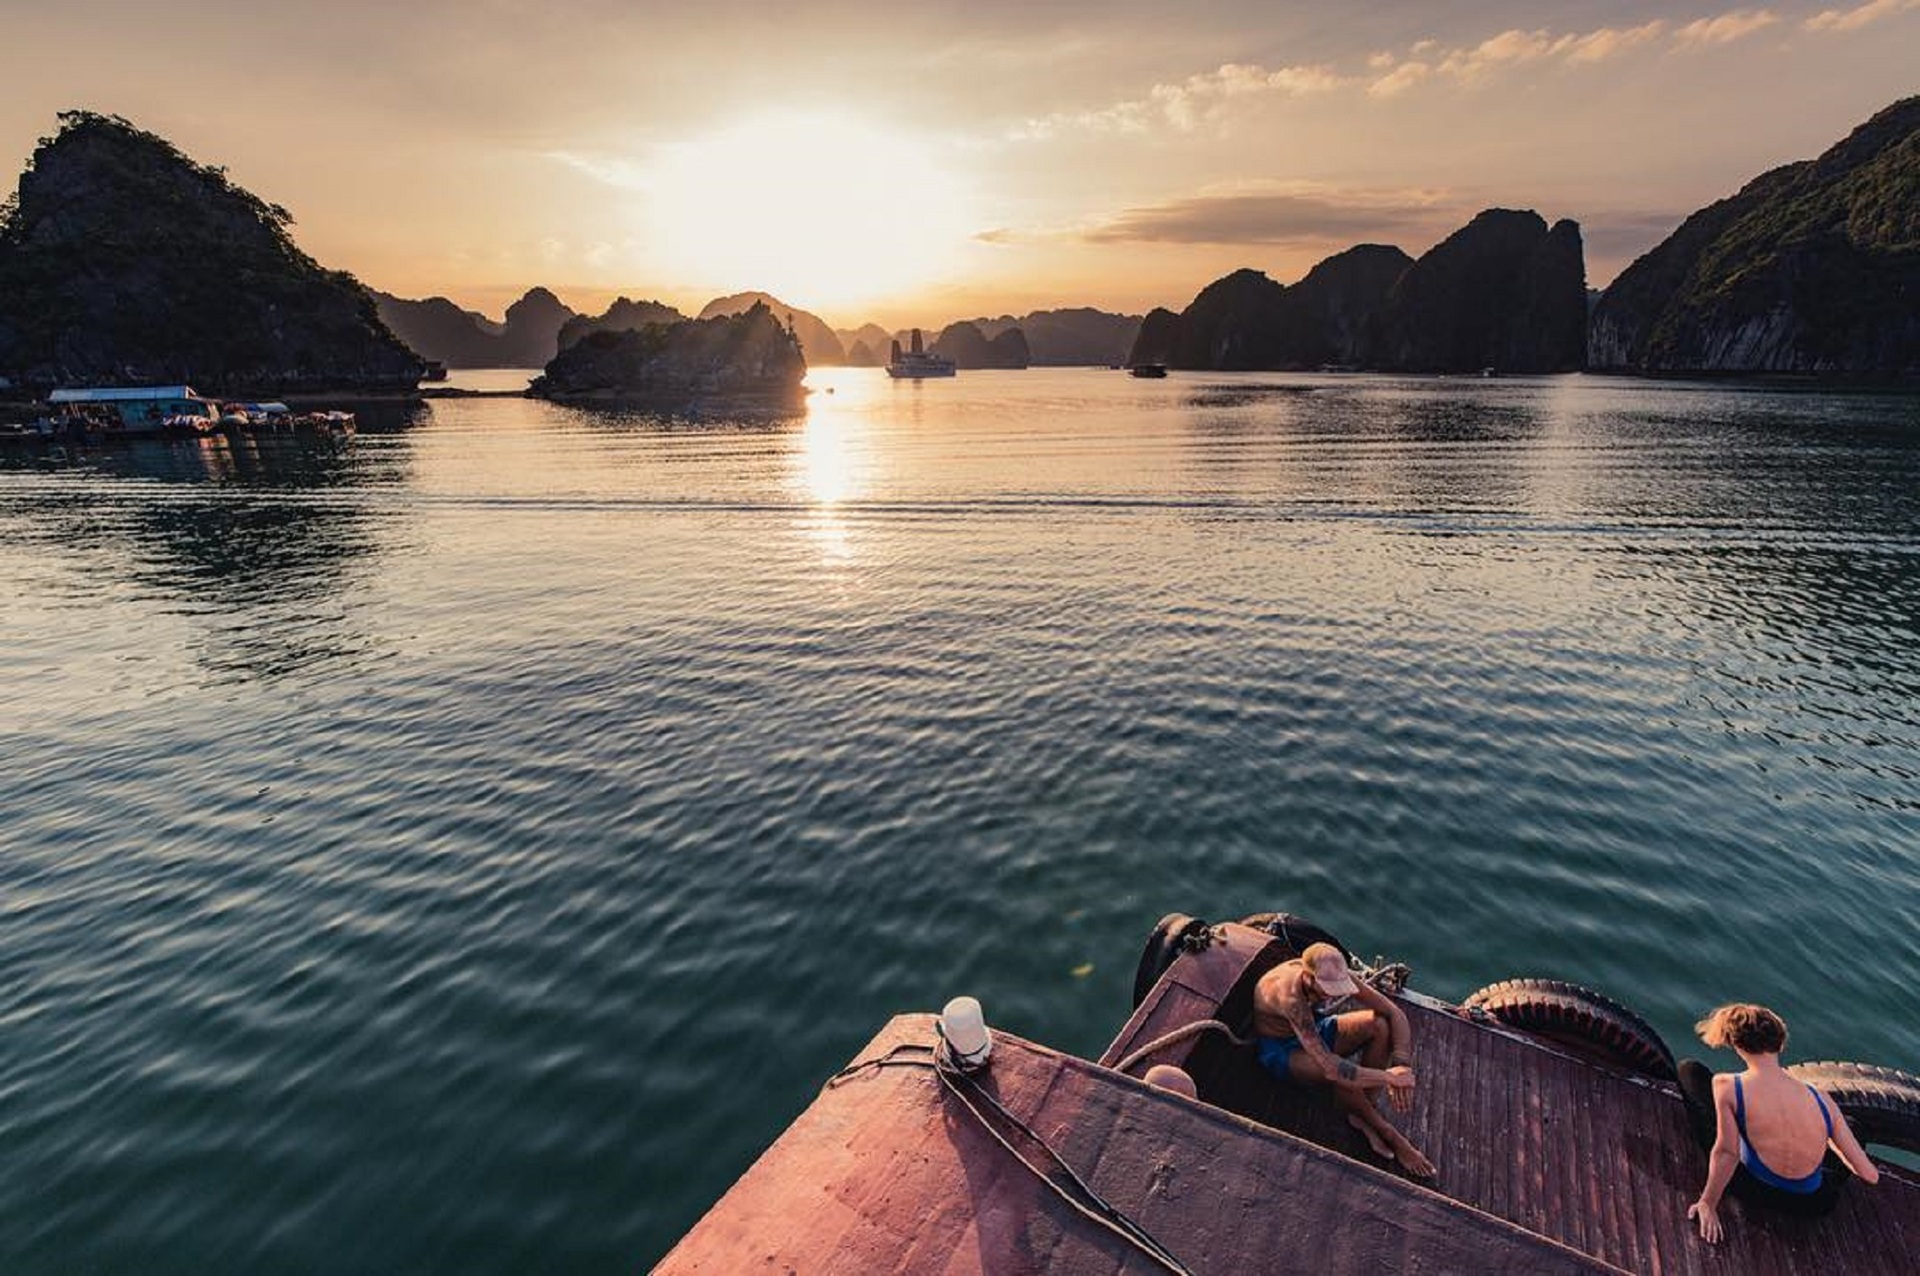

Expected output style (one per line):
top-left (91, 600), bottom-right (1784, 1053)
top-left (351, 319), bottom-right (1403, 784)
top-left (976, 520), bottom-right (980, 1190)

top-left (3, 368), bottom-right (1918, 1271)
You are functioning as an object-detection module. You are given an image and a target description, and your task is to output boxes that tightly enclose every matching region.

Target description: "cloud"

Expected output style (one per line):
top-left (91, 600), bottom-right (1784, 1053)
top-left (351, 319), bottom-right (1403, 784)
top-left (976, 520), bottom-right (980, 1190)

top-left (1367, 61), bottom-right (1432, 99)
top-left (1022, 6), bottom-right (1808, 135)
top-left (1560, 21), bottom-right (1669, 63)
top-left (1805, 0), bottom-right (1920, 31)
top-left (1080, 183), bottom-right (1453, 246)
top-left (546, 149), bottom-right (652, 190)
top-left (1671, 9), bottom-right (1780, 45)
top-left (1015, 60), bottom-right (1348, 137)
top-left (1369, 13), bottom-right (1750, 94)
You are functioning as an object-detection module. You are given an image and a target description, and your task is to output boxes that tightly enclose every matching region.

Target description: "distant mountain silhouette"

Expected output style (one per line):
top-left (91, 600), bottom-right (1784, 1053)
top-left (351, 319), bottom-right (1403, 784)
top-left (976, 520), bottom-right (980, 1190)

top-left (835, 324), bottom-right (893, 366)
top-left (699, 292), bottom-right (845, 364)
top-left (1590, 95), bottom-right (1920, 376)
top-left (558, 297), bottom-right (686, 352)
top-left (374, 286), bottom-right (581, 368)
top-left (1130, 213), bottom-right (1584, 373)
top-left (929, 321), bottom-right (1029, 369)
top-left (968, 308), bottom-right (1142, 366)
top-left (0, 111), bottom-right (420, 392)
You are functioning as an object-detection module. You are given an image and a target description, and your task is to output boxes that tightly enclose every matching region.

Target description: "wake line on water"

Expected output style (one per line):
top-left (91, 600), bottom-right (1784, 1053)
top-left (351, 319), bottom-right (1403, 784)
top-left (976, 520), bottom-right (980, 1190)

top-left (8, 480), bottom-right (1920, 553)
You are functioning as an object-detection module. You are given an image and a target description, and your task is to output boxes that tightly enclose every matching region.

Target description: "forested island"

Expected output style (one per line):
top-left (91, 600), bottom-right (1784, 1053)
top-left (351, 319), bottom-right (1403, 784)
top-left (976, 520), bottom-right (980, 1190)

top-left (0, 112), bottom-right (420, 395)
top-left (527, 302), bottom-right (806, 404)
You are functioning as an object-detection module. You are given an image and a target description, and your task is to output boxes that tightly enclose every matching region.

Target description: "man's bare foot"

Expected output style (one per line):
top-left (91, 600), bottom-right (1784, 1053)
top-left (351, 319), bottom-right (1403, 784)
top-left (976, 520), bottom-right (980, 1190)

top-left (1385, 1132), bottom-right (1437, 1179)
top-left (1346, 1114), bottom-right (1437, 1179)
top-left (1347, 1113), bottom-right (1396, 1161)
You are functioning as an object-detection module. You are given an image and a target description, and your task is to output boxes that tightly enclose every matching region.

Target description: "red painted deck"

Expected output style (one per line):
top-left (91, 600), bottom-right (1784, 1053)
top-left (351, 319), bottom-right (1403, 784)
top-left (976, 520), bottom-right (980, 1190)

top-left (659, 1014), bottom-right (1617, 1274)
top-left (1100, 922), bottom-right (1920, 1276)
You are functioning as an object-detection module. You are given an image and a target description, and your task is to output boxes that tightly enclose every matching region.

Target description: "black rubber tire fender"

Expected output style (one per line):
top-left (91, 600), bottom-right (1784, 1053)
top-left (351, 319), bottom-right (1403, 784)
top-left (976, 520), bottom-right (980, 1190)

top-left (1236, 912), bottom-right (1351, 962)
top-left (1462, 978), bottom-right (1677, 1081)
top-left (1132, 914), bottom-right (1212, 1008)
top-left (1788, 1061), bottom-right (1920, 1154)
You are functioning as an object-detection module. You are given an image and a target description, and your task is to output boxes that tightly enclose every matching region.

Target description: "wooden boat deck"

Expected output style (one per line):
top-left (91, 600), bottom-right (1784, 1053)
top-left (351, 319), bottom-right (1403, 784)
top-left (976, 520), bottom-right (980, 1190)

top-left (659, 1014), bottom-right (1616, 1274)
top-left (658, 920), bottom-right (1918, 1273)
top-left (1100, 922), bottom-right (1920, 1276)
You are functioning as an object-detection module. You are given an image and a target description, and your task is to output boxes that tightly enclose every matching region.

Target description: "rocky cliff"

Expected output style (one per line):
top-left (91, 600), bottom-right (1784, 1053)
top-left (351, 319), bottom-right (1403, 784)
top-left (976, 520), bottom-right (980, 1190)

top-left (1129, 213), bottom-right (1583, 373)
top-left (1156, 267), bottom-right (1295, 369)
top-left (529, 301), bottom-right (805, 403)
top-left (698, 292), bottom-right (844, 365)
top-left (1287, 244), bottom-right (1416, 366)
top-left (494, 287), bottom-right (577, 366)
top-left (1124, 247), bottom-right (1410, 371)
top-left (1589, 96), bottom-right (1920, 376)
top-left (556, 296), bottom-right (686, 352)
top-left (1128, 308), bottom-right (1183, 366)
top-left (0, 112), bottom-right (421, 392)
top-left (1370, 210), bottom-right (1586, 372)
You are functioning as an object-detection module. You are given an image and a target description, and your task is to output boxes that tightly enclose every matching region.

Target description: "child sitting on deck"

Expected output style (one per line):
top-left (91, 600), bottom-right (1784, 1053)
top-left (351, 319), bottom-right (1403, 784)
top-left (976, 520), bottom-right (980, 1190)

top-left (1679, 1003), bottom-right (1879, 1242)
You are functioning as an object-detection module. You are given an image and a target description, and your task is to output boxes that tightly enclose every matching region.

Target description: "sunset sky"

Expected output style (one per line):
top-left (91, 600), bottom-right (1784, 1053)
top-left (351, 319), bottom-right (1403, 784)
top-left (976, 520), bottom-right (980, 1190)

top-left (3, 1), bottom-right (1915, 328)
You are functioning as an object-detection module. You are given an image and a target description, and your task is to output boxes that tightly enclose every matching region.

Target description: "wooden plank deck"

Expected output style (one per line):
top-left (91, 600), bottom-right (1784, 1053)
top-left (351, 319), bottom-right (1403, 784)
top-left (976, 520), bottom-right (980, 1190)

top-left (659, 1015), bottom-right (1619, 1274)
top-left (1101, 922), bottom-right (1920, 1276)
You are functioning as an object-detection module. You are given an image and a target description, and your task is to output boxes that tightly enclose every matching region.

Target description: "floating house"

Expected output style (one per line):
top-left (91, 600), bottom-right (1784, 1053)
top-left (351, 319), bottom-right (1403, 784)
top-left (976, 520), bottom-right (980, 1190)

top-left (47, 385), bottom-right (219, 433)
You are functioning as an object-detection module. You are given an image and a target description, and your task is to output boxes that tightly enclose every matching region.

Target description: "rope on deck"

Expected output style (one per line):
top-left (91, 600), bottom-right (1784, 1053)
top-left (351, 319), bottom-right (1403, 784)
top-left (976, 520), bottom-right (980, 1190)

top-left (823, 1037), bottom-right (1196, 1275)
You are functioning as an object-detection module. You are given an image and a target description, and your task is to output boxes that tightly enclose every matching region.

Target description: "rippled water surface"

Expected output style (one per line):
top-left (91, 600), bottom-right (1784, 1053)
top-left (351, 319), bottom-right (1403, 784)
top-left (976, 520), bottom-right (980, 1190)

top-left (4, 369), bottom-right (1918, 1271)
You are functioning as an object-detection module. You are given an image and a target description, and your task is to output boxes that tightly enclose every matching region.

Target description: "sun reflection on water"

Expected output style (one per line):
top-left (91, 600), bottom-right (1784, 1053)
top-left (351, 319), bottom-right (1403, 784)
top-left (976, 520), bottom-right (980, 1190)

top-left (794, 369), bottom-right (882, 562)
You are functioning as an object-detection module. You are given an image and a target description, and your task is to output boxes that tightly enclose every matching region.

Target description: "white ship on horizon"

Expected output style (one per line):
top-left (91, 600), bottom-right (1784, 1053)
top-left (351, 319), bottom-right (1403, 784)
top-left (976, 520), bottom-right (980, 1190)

top-left (885, 329), bottom-right (956, 378)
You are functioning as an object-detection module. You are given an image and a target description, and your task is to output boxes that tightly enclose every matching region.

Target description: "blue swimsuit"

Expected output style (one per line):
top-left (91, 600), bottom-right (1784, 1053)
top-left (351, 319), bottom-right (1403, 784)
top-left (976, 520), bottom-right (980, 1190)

top-left (1734, 1075), bottom-right (1832, 1194)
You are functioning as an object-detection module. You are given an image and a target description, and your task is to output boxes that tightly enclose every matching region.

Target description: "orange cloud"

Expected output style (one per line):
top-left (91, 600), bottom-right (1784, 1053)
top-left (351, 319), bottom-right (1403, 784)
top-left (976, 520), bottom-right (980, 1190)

top-left (1805, 0), bottom-right (1920, 31)
top-left (1671, 9), bottom-right (1780, 46)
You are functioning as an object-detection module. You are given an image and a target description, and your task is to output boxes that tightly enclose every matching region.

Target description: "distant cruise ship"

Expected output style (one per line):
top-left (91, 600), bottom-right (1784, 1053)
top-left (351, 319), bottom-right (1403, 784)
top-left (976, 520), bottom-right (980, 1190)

top-left (886, 329), bottom-right (956, 378)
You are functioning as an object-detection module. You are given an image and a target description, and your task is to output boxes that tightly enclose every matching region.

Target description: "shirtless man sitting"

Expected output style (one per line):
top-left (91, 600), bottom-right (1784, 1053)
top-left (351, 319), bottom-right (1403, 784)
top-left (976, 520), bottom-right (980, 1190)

top-left (1252, 941), bottom-right (1435, 1178)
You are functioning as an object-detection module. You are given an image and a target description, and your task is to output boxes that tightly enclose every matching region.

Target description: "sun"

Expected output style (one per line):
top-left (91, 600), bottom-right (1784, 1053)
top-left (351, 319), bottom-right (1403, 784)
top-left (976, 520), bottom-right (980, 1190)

top-left (644, 111), bottom-right (977, 314)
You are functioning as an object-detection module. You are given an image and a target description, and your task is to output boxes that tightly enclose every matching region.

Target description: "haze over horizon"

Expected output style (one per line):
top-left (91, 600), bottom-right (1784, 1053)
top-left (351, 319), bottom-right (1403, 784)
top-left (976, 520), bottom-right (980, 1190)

top-left (4, 0), bottom-right (1915, 328)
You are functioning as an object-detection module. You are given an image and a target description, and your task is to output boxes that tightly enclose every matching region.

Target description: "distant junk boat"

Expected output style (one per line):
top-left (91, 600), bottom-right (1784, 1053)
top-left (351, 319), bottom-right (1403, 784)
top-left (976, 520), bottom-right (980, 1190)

top-left (1130, 362), bottom-right (1169, 378)
top-left (886, 329), bottom-right (956, 379)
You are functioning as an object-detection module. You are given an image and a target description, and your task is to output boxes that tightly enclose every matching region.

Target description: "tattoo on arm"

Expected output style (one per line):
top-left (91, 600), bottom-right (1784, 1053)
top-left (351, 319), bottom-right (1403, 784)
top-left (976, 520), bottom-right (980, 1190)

top-left (1336, 1058), bottom-right (1359, 1084)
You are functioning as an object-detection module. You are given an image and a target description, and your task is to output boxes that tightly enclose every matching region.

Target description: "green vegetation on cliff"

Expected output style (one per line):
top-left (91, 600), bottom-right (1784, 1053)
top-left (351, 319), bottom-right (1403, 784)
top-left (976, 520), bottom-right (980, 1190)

top-left (0, 111), bottom-right (420, 392)
top-left (1590, 96), bottom-right (1920, 375)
